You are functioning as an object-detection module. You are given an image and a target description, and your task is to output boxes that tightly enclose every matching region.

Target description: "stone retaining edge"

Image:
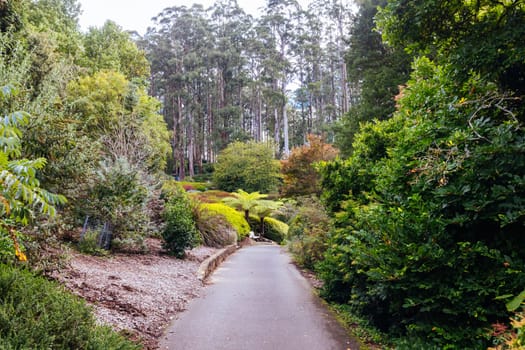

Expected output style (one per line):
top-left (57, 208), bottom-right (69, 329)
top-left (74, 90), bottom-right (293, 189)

top-left (197, 244), bottom-right (238, 281)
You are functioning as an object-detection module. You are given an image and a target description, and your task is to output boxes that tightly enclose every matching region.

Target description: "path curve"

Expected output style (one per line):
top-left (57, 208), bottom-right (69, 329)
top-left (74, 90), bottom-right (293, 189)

top-left (159, 245), bottom-right (359, 350)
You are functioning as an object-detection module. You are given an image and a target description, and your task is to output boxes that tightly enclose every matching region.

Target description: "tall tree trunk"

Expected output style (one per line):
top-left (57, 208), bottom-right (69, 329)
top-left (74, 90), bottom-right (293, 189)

top-left (256, 88), bottom-right (262, 141)
top-left (282, 80), bottom-right (289, 156)
top-left (177, 95), bottom-right (185, 180)
top-left (188, 110), bottom-right (195, 178)
top-left (172, 94), bottom-right (180, 177)
top-left (273, 107), bottom-right (280, 152)
top-left (207, 92), bottom-right (213, 163)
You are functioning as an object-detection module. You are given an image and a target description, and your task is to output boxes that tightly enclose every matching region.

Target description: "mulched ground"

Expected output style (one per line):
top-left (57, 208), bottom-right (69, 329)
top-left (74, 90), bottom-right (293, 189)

top-left (51, 238), bottom-right (217, 349)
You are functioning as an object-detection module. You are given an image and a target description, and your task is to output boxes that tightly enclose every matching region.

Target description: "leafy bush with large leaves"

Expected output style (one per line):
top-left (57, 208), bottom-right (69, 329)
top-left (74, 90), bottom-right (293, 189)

top-left (318, 58), bottom-right (525, 348)
top-left (0, 85), bottom-right (66, 262)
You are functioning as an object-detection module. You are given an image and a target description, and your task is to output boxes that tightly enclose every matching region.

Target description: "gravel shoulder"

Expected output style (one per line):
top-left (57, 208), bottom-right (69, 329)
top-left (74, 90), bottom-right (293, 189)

top-left (51, 238), bottom-right (218, 349)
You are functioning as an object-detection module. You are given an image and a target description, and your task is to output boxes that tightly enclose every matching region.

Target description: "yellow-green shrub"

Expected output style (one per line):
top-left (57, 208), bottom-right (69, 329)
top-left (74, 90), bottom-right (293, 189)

top-left (200, 203), bottom-right (250, 240)
top-left (264, 217), bottom-right (288, 243)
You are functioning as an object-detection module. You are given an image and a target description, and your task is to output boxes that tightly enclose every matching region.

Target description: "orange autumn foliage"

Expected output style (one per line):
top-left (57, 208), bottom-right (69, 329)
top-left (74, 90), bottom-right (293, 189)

top-left (280, 134), bottom-right (339, 197)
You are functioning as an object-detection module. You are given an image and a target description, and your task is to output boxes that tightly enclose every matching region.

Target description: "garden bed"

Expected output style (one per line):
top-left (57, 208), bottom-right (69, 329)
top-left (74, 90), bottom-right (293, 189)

top-left (51, 239), bottom-right (217, 349)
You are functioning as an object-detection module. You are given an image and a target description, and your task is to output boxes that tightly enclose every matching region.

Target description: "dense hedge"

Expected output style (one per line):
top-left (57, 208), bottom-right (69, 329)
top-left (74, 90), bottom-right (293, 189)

top-left (0, 264), bottom-right (140, 349)
top-left (318, 58), bottom-right (525, 348)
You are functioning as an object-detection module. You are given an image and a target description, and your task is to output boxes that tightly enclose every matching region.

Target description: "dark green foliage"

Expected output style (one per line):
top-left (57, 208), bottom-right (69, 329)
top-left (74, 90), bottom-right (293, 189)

top-left (213, 141), bottom-right (281, 193)
top-left (377, 0), bottom-right (525, 95)
top-left (247, 215), bottom-right (287, 243)
top-left (77, 229), bottom-right (108, 256)
top-left (287, 197), bottom-right (331, 270)
top-left (262, 217), bottom-right (287, 243)
top-left (318, 58), bottom-right (525, 348)
top-left (246, 214), bottom-right (260, 234)
top-left (0, 264), bottom-right (140, 349)
top-left (335, 0), bottom-right (411, 155)
top-left (161, 193), bottom-right (198, 258)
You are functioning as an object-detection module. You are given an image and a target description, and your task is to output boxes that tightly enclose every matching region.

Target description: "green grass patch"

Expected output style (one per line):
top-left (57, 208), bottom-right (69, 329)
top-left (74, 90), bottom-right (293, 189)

top-left (329, 303), bottom-right (391, 349)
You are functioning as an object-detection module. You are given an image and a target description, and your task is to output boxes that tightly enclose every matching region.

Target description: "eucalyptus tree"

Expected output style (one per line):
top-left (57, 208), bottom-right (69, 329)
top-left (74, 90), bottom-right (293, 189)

top-left (208, 0), bottom-right (252, 151)
top-left (258, 0), bottom-right (302, 156)
top-left (304, 0), bottom-right (352, 123)
top-left (291, 9), bottom-right (324, 142)
top-left (147, 5), bottom-right (213, 178)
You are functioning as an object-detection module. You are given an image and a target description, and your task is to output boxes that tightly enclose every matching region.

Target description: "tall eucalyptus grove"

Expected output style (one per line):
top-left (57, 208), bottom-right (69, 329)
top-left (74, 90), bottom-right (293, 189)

top-left (144, 0), bottom-right (354, 178)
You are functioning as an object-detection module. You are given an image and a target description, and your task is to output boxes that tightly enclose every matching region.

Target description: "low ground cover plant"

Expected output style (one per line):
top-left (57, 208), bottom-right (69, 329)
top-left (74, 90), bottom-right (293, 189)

top-left (0, 264), bottom-right (140, 349)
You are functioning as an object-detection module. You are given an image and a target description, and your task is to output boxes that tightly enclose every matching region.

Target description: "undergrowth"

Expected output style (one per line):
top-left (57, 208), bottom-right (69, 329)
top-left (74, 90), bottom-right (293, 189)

top-left (0, 264), bottom-right (140, 349)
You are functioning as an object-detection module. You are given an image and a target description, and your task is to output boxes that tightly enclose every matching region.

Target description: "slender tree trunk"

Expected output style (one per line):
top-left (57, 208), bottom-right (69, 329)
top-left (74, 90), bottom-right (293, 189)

top-left (257, 88), bottom-right (262, 141)
top-left (282, 87), bottom-right (289, 155)
top-left (260, 216), bottom-right (266, 236)
top-left (172, 94), bottom-right (179, 177)
top-left (177, 95), bottom-right (185, 180)
top-left (273, 107), bottom-right (280, 151)
top-left (188, 110), bottom-right (194, 178)
top-left (207, 92), bottom-right (213, 163)
top-left (337, 5), bottom-right (349, 114)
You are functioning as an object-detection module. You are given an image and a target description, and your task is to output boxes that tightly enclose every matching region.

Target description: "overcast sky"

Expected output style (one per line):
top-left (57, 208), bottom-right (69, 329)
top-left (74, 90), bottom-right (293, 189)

top-left (77, 0), bottom-right (307, 35)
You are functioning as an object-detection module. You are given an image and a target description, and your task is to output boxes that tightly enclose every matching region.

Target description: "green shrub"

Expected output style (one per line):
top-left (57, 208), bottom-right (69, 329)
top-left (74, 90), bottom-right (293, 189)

top-left (200, 203), bottom-right (250, 240)
top-left (0, 264), bottom-right (139, 349)
top-left (287, 197), bottom-right (331, 269)
top-left (161, 194), bottom-right (198, 258)
top-left (111, 233), bottom-right (148, 254)
top-left (85, 158), bottom-right (150, 243)
top-left (272, 198), bottom-right (299, 224)
top-left (213, 141), bottom-right (281, 193)
top-left (78, 229), bottom-right (108, 256)
top-left (318, 58), bottom-right (525, 348)
top-left (188, 190), bottom-right (234, 203)
top-left (263, 217), bottom-right (288, 243)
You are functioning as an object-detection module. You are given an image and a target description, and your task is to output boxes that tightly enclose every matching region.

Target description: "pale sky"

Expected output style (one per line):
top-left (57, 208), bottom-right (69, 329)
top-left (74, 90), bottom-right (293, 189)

top-left (77, 0), bottom-right (302, 35)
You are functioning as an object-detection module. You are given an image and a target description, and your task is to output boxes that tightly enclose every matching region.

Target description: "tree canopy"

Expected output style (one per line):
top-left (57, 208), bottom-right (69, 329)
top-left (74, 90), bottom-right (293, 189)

top-left (213, 140), bottom-right (281, 193)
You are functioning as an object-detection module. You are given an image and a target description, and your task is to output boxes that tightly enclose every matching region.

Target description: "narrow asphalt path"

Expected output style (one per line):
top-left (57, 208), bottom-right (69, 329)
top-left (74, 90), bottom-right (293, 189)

top-left (159, 244), bottom-right (360, 350)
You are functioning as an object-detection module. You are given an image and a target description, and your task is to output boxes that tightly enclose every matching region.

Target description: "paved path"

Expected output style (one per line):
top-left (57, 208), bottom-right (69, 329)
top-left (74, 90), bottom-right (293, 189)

top-left (159, 245), bottom-right (359, 350)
